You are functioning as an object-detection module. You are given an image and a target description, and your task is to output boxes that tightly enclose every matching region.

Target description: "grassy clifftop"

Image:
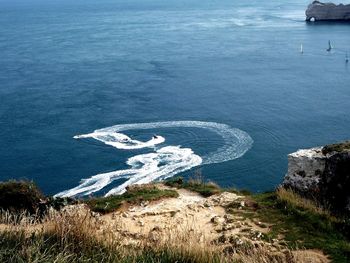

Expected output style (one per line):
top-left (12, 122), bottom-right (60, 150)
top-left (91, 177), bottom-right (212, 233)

top-left (249, 189), bottom-right (350, 262)
top-left (0, 179), bottom-right (349, 262)
top-left (86, 184), bottom-right (178, 214)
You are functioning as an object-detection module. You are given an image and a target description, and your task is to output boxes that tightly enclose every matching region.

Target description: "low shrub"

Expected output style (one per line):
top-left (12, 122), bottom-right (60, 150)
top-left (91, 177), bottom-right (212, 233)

top-left (0, 180), bottom-right (45, 214)
top-left (165, 176), bottom-right (221, 197)
top-left (322, 141), bottom-right (350, 155)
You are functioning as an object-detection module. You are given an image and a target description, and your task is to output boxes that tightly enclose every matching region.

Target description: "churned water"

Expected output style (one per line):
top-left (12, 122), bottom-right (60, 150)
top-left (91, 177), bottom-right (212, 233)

top-left (1, 0), bottom-right (350, 196)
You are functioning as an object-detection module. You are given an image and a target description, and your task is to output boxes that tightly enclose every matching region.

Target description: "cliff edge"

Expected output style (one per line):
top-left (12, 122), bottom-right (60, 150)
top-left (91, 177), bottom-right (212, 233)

top-left (283, 141), bottom-right (350, 214)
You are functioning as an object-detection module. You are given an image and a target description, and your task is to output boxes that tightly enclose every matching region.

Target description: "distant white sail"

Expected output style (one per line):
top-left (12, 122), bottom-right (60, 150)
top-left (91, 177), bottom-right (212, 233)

top-left (300, 44), bottom-right (303, 54)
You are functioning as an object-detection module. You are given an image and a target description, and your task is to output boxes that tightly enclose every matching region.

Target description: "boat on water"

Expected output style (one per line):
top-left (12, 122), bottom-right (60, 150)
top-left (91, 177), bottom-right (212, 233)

top-left (300, 44), bottom-right (304, 54)
top-left (326, 40), bottom-right (333, 52)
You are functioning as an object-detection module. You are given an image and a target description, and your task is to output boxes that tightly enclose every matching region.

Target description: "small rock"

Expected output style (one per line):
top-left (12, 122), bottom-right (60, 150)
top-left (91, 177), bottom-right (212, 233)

top-left (204, 201), bottom-right (213, 207)
top-left (211, 216), bottom-right (225, 225)
top-left (224, 214), bottom-right (235, 223)
top-left (141, 201), bottom-right (149, 207)
top-left (152, 226), bottom-right (162, 232)
top-left (222, 223), bottom-right (235, 231)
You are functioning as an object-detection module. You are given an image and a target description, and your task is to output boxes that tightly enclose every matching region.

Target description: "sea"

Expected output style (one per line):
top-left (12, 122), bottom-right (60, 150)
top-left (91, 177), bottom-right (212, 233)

top-left (1, 0), bottom-right (350, 197)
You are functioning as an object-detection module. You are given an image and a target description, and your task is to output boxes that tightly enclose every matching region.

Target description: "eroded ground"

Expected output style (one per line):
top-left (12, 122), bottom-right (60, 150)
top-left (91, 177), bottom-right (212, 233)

top-left (97, 185), bottom-right (329, 263)
top-left (0, 184), bottom-right (330, 263)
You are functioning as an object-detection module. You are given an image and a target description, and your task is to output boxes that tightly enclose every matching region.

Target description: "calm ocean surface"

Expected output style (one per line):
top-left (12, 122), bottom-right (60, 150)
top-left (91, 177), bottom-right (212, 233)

top-left (1, 0), bottom-right (350, 196)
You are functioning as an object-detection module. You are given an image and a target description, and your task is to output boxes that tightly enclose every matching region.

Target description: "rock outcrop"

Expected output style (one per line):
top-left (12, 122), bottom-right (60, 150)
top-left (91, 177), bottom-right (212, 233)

top-left (283, 147), bottom-right (326, 193)
top-left (283, 142), bottom-right (350, 214)
top-left (306, 1), bottom-right (350, 21)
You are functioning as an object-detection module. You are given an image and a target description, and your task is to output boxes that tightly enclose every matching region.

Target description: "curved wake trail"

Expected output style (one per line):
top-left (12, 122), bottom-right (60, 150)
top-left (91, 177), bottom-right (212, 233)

top-left (55, 121), bottom-right (253, 198)
top-left (74, 132), bottom-right (165, 150)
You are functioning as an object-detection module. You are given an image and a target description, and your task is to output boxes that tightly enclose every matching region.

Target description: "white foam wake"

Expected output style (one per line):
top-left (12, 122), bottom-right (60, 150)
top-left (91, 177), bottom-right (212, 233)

top-left (55, 146), bottom-right (202, 197)
top-left (55, 121), bottom-right (253, 198)
top-left (79, 121), bottom-right (253, 165)
top-left (74, 132), bottom-right (165, 150)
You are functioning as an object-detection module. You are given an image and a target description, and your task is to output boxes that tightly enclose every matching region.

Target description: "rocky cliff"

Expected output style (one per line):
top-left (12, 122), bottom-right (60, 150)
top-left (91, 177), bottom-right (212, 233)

top-left (283, 142), bottom-right (350, 214)
top-left (306, 1), bottom-right (350, 21)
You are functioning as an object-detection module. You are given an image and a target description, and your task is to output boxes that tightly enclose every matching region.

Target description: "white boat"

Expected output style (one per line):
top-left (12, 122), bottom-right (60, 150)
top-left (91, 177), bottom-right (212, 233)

top-left (300, 44), bottom-right (304, 54)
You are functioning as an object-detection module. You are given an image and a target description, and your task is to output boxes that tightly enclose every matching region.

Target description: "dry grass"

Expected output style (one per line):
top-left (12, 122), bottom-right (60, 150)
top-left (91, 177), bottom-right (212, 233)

top-left (251, 189), bottom-right (349, 262)
top-left (0, 204), bottom-right (326, 263)
top-left (238, 246), bottom-right (329, 263)
top-left (165, 173), bottom-right (222, 197)
top-left (276, 187), bottom-right (331, 218)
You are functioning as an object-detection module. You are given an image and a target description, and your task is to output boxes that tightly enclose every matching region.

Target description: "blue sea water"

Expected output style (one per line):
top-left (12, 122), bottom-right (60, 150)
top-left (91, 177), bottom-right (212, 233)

top-left (1, 0), bottom-right (350, 196)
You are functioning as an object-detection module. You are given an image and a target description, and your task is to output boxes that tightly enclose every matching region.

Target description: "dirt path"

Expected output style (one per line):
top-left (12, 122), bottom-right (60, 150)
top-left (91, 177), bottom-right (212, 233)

top-left (102, 188), bottom-right (235, 240)
top-left (101, 186), bottom-right (272, 245)
top-left (99, 185), bottom-right (329, 263)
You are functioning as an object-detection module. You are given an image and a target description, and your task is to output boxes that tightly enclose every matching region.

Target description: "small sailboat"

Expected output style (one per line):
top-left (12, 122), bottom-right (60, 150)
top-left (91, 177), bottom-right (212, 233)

top-left (300, 44), bottom-right (303, 54)
top-left (326, 40), bottom-right (333, 52)
top-left (346, 53), bottom-right (349, 64)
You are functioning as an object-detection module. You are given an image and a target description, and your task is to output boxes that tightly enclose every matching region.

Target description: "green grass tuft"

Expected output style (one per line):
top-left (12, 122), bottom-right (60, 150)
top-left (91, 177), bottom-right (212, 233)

top-left (246, 189), bottom-right (350, 263)
top-left (165, 177), bottom-right (222, 197)
top-left (85, 184), bottom-right (178, 214)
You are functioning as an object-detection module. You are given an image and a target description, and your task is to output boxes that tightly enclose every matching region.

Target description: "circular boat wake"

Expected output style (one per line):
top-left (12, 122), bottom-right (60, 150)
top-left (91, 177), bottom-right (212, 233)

top-left (55, 121), bottom-right (253, 198)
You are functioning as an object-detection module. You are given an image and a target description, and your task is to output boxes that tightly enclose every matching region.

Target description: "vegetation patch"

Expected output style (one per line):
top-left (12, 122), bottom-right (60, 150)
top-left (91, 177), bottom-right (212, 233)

top-left (0, 229), bottom-right (122, 263)
top-left (234, 188), bottom-right (350, 263)
top-left (1, 179), bottom-right (349, 262)
top-left (165, 176), bottom-right (249, 197)
top-left (164, 177), bottom-right (222, 197)
top-left (322, 141), bottom-right (350, 155)
top-left (0, 209), bottom-right (302, 263)
top-left (0, 179), bottom-right (346, 262)
top-left (0, 207), bottom-right (224, 263)
top-left (0, 228), bottom-right (226, 263)
top-left (85, 184), bottom-right (178, 214)
top-left (0, 180), bottom-right (45, 214)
